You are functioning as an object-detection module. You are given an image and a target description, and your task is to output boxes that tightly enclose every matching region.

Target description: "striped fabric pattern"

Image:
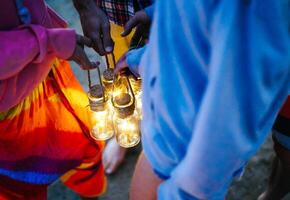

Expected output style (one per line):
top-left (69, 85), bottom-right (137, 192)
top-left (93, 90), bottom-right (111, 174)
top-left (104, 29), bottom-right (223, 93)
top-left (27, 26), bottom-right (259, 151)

top-left (96, 0), bottom-right (152, 26)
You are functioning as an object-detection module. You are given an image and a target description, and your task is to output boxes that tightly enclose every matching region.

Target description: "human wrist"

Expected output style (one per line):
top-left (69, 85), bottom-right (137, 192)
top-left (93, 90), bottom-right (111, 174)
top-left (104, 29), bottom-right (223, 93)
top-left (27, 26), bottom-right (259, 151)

top-left (48, 28), bottom-right (76, 59)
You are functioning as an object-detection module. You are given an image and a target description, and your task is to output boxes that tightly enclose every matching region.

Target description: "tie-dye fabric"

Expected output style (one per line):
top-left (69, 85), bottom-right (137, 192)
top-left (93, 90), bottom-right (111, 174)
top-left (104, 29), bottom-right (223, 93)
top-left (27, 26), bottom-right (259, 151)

top-left (0, 59), bottom-right (106, 199)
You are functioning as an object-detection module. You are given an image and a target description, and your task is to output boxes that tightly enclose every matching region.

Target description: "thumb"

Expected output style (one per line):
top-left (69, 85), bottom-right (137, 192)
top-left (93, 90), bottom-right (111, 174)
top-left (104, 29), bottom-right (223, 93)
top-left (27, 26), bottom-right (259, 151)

top-left (77, 34), bottom-right (93, 48)
top-left (72, 45), bottom-right (97, 70)
top-left (101, 23), bottom-right (114, 53)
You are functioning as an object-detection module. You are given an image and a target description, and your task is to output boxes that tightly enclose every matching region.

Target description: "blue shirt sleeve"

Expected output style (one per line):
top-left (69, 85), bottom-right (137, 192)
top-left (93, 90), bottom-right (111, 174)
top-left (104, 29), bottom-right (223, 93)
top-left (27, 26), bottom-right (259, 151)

top-left (144, 4), bottom-right (155, 20)
top-left (156, 0), bottom-right (290, 199)
top-left (126, 46), bottom-right (147, 77)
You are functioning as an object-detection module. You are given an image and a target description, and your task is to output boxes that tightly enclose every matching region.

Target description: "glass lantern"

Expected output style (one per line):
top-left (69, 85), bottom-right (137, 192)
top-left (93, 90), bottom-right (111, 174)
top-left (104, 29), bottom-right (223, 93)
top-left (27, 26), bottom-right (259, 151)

top-left (102, 53), bottom-right (116, 96)
top-left (129, 76), bottom-right (142, 119)
top-left (87, 66), bottom-right (114, 141)
top-left (102, 68), bottom-right (114, 95)
top-left (112, 76), bottom-right (140, 148)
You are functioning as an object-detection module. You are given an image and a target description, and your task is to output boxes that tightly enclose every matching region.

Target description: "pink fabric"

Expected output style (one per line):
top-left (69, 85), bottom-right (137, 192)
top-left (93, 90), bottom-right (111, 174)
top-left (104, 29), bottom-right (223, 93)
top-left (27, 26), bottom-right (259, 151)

top-left (0, 0), bottom-right (76, 111)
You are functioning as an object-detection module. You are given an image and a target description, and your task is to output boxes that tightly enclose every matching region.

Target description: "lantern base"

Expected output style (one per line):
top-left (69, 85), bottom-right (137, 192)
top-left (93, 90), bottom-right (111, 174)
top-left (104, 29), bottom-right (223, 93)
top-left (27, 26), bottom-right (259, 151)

top-left (116, 133), bottom-right (140, 148)
top-left (91, 129), bottom-right (114, 141)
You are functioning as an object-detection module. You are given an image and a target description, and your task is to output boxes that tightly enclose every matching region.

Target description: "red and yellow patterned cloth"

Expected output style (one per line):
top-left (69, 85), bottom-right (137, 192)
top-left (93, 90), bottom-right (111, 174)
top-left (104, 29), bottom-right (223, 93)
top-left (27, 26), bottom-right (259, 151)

top-left (0, 59), bottom-right (106, 199)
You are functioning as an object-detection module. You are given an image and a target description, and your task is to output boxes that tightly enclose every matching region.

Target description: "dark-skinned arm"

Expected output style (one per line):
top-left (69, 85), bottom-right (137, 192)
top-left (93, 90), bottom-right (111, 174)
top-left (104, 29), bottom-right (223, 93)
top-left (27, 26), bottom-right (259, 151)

top-left (73, 0), bottom-right (114, 55)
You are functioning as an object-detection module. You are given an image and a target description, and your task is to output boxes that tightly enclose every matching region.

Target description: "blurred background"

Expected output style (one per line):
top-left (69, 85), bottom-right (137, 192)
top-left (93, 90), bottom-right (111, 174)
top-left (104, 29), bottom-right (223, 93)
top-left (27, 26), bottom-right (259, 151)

top-left (45, 1), bottom-right (289, 199)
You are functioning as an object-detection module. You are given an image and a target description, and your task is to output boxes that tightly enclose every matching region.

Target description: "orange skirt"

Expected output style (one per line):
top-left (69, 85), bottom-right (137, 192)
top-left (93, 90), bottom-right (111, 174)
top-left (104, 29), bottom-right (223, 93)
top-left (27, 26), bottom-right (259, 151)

top-left (0, 59), bottom-right (106, 199)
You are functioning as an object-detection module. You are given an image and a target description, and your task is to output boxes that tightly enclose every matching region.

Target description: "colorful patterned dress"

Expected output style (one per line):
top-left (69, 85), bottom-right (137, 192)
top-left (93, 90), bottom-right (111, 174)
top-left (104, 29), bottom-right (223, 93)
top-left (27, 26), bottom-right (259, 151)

top-left (0, 1), bottom-right (105, 199)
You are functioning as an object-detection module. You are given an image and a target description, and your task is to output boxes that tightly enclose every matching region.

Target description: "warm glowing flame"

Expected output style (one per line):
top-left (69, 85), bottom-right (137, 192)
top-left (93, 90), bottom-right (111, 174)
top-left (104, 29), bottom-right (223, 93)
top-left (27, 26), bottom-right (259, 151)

top-left (92, 110), bottom-right (107, 120)
top-left (91, 110), bottom-right (114, 140)
top-left (89, 74), bottom-right (142, 147)
top-left (119, 120), bottom-right (137, 131)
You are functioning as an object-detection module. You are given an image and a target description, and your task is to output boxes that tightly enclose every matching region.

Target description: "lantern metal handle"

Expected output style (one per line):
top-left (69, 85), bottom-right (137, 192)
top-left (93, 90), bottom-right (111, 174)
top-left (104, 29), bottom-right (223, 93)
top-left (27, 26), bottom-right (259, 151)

top-left (104, 52), bottom-right (116, 69)
top-left (127, 76), bottom-right (136, 103)
top-left (87, 63), bottom-right (106, 103)
top-left (111, 74), bottom-right (136, 108)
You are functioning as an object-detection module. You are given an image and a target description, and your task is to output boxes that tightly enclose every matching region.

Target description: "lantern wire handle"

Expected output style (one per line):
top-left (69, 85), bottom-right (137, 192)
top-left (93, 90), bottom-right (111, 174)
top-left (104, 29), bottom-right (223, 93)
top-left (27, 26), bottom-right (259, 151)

top-left (111, 74), bottom-right (136, 108)
top-left (104, 54), bottom-right (110, 69)
top-left (87, 63), bottom-right (106, 103)
top-left (87, 70), bottom-right (92, 89)
top-left (111, 74), bottom-right (119, 108)
top-left (112, 53), bottom-right (116, 68)
top-left (106, 51), bottom-right (136, 108)
top-left (104, 52), bottom-right (117, 69)
top-left (126, 76), bottom-right (135, 102)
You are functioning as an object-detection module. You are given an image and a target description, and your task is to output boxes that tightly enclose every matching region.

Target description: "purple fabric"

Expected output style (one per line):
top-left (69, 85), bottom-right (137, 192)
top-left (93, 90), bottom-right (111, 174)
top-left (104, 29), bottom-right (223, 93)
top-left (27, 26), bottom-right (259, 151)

top-left (0, 157), bottom-right (80, 174)
top-left (0, 0), bottom-right (76, 112)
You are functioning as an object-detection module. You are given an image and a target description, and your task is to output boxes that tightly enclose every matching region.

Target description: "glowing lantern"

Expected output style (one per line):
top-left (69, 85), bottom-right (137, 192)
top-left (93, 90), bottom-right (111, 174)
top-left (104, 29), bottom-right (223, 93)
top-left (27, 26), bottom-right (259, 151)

top-left (112, 76), bottom-right (140, 148)
top-left (129, 76), bottom-right (142, 119)
top-left (87, 66), bottom-right (114, 140)
top-left (86, 52), bottom-right (143, 148)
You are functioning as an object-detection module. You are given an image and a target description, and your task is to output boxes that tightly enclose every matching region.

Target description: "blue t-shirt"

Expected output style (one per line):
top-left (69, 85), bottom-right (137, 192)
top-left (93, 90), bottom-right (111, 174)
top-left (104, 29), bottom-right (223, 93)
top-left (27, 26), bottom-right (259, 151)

top-left (129, 0), bottom-right (290, 199)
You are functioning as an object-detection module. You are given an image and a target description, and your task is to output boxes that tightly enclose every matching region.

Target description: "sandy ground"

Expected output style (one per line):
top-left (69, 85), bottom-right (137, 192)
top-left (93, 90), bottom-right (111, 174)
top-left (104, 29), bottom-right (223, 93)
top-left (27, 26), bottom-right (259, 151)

top-left (46, 1), bottom-right (290, 199)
